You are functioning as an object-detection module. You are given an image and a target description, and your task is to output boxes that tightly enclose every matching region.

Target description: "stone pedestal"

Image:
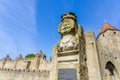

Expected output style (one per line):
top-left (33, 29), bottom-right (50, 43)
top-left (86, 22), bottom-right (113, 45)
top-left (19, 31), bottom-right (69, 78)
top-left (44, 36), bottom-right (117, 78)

top-left (56, 50), bottom-right (80, 80)
top-left (52, 12), bottom-right (86, 80)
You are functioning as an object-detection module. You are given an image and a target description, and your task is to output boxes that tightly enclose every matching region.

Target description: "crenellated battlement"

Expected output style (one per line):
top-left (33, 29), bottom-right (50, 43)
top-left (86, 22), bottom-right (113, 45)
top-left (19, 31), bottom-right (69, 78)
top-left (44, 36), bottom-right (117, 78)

top-left (0, 50), bottom-right (52, 71)
top-left (0, 51), bottom-right (52, 80)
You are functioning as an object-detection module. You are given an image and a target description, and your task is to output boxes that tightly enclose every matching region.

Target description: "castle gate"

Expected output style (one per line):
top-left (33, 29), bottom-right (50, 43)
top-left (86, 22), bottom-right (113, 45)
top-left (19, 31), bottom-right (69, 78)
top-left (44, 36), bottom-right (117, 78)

top-left (105, 61), bottom-right (119, 80)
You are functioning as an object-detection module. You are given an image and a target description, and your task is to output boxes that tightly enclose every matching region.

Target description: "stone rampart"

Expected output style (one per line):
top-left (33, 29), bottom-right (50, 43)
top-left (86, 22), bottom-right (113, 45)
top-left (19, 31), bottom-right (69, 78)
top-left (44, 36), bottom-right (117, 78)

top-left (0, 68), bottom-right (50, 80)
top-left (0, 52), bottom-right (52, 80)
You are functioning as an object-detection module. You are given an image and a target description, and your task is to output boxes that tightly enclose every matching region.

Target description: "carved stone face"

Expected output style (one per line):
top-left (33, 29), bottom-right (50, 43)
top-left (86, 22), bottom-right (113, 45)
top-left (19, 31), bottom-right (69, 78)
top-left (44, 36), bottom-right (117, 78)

top-left (58, 19), bottom-right (78, 52)
top-left (59, 19), bottom-right (74, 34)
top-left (61, 22), bottom-right (72, 34)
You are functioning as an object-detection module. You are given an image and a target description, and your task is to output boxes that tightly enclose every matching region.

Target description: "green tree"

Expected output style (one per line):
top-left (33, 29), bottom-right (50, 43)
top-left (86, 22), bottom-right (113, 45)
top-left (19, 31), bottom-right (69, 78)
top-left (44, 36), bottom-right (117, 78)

top-left (25, 53), bottom-right (36, 58)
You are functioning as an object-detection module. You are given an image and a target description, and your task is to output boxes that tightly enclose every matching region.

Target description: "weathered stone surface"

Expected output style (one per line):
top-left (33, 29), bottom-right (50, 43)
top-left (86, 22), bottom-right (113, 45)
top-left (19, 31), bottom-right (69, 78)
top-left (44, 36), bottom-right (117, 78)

top-left (97, 29), bottom-right (120, 80)
top-left (0, 69), bottom-right (50, 80)
top-left (57, 12), bottom-right (79, 52)
top-left (85, 31), bottom-right (101, 80)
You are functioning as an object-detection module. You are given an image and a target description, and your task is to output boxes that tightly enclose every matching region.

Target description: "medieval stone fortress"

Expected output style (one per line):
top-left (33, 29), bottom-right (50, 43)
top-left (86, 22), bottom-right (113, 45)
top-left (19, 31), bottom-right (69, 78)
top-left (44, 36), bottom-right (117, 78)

top-left (0, 12), bottom-right (120, 80)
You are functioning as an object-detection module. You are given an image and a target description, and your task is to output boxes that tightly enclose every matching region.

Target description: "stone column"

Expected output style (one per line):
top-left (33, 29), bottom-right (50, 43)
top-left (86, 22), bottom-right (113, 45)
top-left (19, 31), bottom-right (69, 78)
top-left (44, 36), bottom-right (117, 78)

top-left (85, 31), bottom-right (101, 80)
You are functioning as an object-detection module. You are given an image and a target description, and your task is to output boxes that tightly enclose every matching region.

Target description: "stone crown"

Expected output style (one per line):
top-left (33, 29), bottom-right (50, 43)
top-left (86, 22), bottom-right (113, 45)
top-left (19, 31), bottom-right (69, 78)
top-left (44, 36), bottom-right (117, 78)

top-left (61, 12), bottom-right (77, 21)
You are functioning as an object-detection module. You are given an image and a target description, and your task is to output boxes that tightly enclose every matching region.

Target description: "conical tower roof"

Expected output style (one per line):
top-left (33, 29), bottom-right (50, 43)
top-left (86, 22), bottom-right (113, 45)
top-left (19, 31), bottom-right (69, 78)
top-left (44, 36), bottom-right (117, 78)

top-left (99, 22), bottom-right (117, 34)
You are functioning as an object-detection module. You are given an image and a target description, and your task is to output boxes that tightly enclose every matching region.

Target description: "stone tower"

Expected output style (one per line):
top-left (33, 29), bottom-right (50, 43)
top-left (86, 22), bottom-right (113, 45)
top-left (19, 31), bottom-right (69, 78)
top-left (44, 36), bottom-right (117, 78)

top-left (85, 31), bottom-right (101, 80)
top-left (97, 22), bottom-right (120, 80)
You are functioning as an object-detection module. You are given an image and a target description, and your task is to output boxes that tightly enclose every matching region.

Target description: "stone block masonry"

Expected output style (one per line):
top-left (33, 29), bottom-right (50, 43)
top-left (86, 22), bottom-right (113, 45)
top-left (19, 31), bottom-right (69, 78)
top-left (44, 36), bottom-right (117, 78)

top-left (0, 68), bottom-right (50, 80)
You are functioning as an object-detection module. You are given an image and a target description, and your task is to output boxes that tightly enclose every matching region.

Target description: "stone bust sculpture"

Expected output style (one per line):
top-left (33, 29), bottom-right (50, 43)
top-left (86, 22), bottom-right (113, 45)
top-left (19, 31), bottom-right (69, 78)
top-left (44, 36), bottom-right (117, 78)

top-left (57, 12), bottom-right (79, 52)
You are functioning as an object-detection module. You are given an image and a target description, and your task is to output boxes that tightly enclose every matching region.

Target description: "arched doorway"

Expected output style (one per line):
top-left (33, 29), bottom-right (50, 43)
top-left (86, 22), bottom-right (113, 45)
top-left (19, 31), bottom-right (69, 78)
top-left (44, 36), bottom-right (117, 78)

top-left (105, 61), bottom-right (119, 80)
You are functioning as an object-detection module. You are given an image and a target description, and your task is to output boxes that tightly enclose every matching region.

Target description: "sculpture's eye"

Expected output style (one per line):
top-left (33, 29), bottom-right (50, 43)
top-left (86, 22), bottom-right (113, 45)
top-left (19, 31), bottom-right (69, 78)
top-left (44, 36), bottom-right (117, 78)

top-left (64, 24), bottom-right (67, 26)
top-left (61, 26), bottom-right (65, 30)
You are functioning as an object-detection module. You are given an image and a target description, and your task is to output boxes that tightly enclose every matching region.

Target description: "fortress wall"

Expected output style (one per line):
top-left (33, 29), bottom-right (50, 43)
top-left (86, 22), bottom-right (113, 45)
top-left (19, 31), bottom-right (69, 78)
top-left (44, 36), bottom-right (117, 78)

top-left (98, 30), bottom-right (119, 50)
top-left (98, 30), bottom-right (120, 64)
top-left (114, 31), bottom-right (120, 51)
top-left (97, 30), bottom-right (119, 62)
top-left (0, 68), bottom-right (50, 80)
top-left (0, 60), bottom-right (3, 67)
top-left (43, 61), bottom-right (52, 70)
top-left (85, 31), bottom-right (101, 80)
top-left (27, 58), bottom-right (53, 70)
top-left (0, 57), bottom-right (52, 80)
top-left (0, 57), bottom-right (53, 70)
top-left (39, 61), bottom-right (52, 70)
top-left (0, 58), bottom-right (34, 69)
top-left (30, 59), bottom-right (37, 70)
top-left (114, 31), bottom-right (120, 75)
top-left (15, 60), bottom-right (27, 69)
top-left (97, 30), bottom-right (120, 79)
top-left (3, 60), bottom-right (15, 68)
top-left (38, 61), bottom-right (54, 80)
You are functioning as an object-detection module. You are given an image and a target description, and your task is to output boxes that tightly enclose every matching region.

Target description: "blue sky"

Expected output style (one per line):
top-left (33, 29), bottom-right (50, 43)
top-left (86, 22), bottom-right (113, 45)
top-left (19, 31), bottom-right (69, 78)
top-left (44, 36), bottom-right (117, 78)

top-left (0, 0), bottom-right (120, 60)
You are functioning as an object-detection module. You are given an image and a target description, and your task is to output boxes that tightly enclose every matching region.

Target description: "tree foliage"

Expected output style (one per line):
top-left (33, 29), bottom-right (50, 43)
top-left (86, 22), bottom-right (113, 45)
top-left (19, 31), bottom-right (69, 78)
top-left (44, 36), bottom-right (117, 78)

top-left (25, 53), bottom-right (36, 58)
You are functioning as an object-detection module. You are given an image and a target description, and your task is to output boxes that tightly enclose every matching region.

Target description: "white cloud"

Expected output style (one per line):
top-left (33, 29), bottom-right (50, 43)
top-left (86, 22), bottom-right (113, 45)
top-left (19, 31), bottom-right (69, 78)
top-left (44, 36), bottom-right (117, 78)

top-left (0, 0), bottom-right (37, 59)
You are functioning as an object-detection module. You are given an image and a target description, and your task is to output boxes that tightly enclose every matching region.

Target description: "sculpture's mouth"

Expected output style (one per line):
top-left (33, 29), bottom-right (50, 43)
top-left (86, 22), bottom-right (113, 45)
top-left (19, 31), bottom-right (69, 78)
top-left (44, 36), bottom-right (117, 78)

top-left (61, 27), bottom-right (71, 34)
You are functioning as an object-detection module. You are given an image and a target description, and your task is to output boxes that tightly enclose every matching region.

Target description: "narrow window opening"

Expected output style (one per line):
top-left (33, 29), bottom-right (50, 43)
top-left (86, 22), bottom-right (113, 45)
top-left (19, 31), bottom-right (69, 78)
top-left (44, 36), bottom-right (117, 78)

top-left (114, 32), bottom-right (116, 35)
top-left (92, 42), bottom-right (94, 45)
top-left (115, 57), bottom-right (117, 59)
top-left (103, 34), bottom-right (104, 37)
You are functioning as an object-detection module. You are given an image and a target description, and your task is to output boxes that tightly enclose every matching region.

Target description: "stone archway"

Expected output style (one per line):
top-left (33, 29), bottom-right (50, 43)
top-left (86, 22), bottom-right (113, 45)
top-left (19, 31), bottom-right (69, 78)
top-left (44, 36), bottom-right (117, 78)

top-left (26, 61), bottom-right (31, 70)
top-left (104, 61), bottom-right (119, 80)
